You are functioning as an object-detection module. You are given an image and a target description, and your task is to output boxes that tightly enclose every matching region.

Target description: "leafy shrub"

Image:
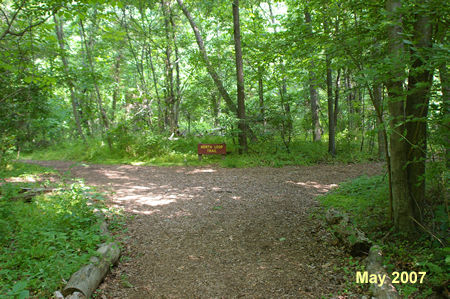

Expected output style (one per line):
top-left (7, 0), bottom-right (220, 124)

top-left (319, 174), bottom-right (449, 297)
top-left (0, 135), bottom-right (15, 169)
top-left (0, 164), bottom-right (109, 297)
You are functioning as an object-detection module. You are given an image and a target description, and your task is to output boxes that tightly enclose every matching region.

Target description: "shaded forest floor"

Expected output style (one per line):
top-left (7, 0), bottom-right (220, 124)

top-left (24, 160), bottom-right (382, 298)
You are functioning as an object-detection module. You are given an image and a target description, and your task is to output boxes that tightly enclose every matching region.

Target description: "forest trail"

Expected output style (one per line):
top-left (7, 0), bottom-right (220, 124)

top-left (25, 160), bottom-right (382, 298)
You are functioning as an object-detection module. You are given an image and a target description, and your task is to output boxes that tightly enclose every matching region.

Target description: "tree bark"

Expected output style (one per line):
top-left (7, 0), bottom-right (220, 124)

top-left (53, 14), bottom-right (86, 142)
top-left (334, 68), bottom-right (340, 132)
top-left (385, 0), bottom-right (416, 234)
top-left (232, 0), bottom-right (248, 154)
top-left (111, 51), bottom-right (121, 124)
top-left (258, 65), bottom-right (266, 129)
top-left (439, 64), bottom-right (449, 167)
top-left (161, 0), bottom-right (175, 131)
top-left (305, 10), bottom-right (321, 142)
top-left (169, 5), bottom-right (182, 131)
top-left (326, 53), bottom-right (335, 156)
top-left (404, 8), bottom-right (433, 224)
top-left (372, 84), bottom-right (385, 159)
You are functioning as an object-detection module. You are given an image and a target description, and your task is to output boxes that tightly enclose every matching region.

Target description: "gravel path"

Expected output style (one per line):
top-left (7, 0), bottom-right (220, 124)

top-left (25, 160), bottom-right (382, 298)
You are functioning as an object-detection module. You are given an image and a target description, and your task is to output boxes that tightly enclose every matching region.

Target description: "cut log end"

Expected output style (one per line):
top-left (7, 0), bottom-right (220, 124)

top-left (62, 242), bottom-right (120, 298)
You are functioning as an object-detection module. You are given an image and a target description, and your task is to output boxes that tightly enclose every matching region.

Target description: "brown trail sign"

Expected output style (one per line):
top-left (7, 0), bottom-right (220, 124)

top-left (197, 143), bottom-right (226, 160)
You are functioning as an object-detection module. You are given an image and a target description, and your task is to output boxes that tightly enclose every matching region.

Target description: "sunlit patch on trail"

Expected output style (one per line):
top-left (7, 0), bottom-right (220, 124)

top-left (130, 209), bottom-right (160, 215)
top-left (98, 170), bottom-right (130, 180)
top-left (114, 193), bottom-right (176, 206)
top-left (186, 168), bottom-right (217, 174)
top-left (285, 180), bottom-right (338, 193)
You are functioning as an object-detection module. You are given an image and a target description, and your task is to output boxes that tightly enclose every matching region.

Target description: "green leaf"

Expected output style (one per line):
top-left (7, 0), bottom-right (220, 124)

top-left (18, 290), bottom-right (30, 299)
top-left (23, 76), bottom-right (33, 83)
top-left (12, 281), bottom-right (27, 293)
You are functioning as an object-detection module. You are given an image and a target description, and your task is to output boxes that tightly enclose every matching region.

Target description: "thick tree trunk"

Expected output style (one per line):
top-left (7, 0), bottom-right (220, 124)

top-left (385, 0), bottom-right (417, 234)
top-left (232, 0), bottom-right (247, 154)
top-left (405, 9), bottom-right (433, 224)
top-left (305, 11), bottom-right (321, 142)
top-left (53, 15), bottom-right (86, 142)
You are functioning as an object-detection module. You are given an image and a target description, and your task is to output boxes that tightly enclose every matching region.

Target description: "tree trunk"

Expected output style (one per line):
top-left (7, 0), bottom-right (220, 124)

top-left (170, 5), bottom-right (182, 131)
top-left (111, 51), bottom-right (121, 124)
top-left (280, 82), bottom-right (292, 152)
top-left (360, 89), bottom-right (365, 151)
top-left (372, 84), bottom-right (385, 159)
top-left (161, 0), bottom-right (175, 132)
top-left (258, 65), bottom-right (266, 129)
top-left (232, 0), bottom-right (247, 154)
top-left (334, 69), bottom-right (340, 130)
top-left (53, 14), bottom-right (86, 142)
top-left (404, 8), bottom-right (433, 224)
top-left (439, 64), bottom-right (449, 167)
top-left (305, 10), bottom-right (321, 142)
top-left (326, 53), bottom-right (336, 156)
top-left (385, 0), bottom-right (415, 234)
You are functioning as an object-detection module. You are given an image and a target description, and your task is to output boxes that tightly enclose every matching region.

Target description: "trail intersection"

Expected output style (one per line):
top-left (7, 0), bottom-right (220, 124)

top-left (28, 160), bottom-right (381, 298)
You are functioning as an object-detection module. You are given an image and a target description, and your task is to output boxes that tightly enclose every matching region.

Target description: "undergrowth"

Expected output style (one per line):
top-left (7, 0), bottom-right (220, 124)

top-left (23, 135), bottom-right (374, 167)
top-left (0, 162), bottom-right (115, 298)
top-left (319, 170), bottom-right (449, 298)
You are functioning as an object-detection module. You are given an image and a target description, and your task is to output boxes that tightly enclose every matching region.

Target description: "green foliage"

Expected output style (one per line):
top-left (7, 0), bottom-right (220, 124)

top-left (0, 163), bottom-right (112, 297)
top-left (24, 134), bottom-right (378, 168)
top-left (0, 135), bottom-right (16, 168)
top-left (319, 173), bottom-right (449, 297)
top-left (319, 175), bottom-right (390, 235)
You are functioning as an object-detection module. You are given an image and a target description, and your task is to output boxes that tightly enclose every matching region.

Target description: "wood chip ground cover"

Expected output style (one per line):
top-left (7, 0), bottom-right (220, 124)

top-left (25, 160), bottom-right (382, 298)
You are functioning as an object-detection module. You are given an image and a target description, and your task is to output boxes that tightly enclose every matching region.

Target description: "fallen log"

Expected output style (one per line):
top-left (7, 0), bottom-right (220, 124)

top-left (325, 208), bottom-right (372, 256)
top-left (366, 245), bottom-right (401, 299)
top-left (62, 242), bottom-right (120, 298)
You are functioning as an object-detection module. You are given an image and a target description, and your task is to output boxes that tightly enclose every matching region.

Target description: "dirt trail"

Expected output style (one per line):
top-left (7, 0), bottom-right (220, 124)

top-left (25, 160), bottom-right (382, 298)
